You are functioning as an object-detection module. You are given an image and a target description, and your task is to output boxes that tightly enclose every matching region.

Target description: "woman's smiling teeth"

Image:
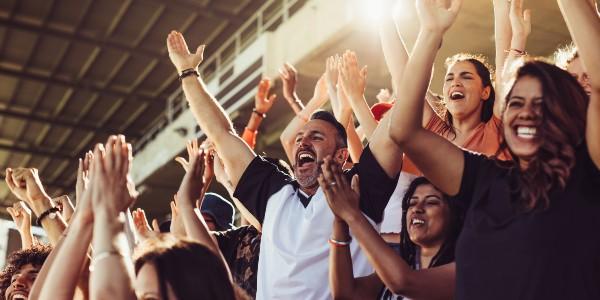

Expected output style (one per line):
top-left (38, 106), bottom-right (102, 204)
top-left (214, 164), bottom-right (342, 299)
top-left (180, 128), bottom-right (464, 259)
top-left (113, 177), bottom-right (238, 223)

top-left (411, 218), bottom-right (425, 226)
top-left (516, 126), bottom-right (537, 139)
top-left (450, 91), bottom-right (465, 100)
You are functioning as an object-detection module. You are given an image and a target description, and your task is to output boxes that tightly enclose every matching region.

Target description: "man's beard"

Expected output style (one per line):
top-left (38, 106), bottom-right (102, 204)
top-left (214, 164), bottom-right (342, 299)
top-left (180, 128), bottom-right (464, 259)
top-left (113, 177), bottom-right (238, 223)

top-left (295, 167), bottom-right (319, 189)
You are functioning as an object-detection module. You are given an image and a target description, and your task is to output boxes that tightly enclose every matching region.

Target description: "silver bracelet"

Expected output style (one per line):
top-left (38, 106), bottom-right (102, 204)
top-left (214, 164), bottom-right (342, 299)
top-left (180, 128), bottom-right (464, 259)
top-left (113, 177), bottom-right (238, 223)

top-left (329, 237), bottom-right (352, 246)
top-left (89, 250), bottom-right (122, 272)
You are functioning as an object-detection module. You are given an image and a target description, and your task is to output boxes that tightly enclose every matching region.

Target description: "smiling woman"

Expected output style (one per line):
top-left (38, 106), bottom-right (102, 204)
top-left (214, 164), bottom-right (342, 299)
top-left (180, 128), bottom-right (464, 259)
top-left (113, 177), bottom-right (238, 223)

top-left (499, 61), bottom-right (588, 210)
top-left (400, 177), bottom-right (462, 271)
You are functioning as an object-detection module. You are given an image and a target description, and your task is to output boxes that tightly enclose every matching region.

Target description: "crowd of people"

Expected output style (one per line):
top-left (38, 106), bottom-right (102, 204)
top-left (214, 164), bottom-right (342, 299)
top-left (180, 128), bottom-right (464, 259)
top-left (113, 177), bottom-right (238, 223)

top-left (1, 0), bottom-right (599, 299)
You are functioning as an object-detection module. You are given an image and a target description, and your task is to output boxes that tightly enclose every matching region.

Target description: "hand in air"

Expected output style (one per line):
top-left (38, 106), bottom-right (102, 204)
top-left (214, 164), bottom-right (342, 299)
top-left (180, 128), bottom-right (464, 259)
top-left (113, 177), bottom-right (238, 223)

top-left (325, 55), bottom-right (340, 90)
top-left (5, 167), bottom-right (51, 216)
top-left (339, 51), bottom-right (367, 100)
top-left (76, 151), bottom-right (93, 205)
top-left (132, 208), bottom-right (159, 241)
top-left (52, 195), bottom-right (74, 224)
top-left (176, 143), bottom-right (207, 208)
top-left (88, 135), bottom-right (137, 217)
top-left (255, 78), bottom-right (277, 114)
top-left (509, 0), bottom-right (531, 39)
top-left (279, 63), bottom-right (299, 105)
top-left (318, 157), bottom-right (361, 222)
top-left (166, 30), bottom-right (205, 74)
top-left (7, 201), bottom-right (32, 234)
top-left (416, 0), bottom-right (463, 33)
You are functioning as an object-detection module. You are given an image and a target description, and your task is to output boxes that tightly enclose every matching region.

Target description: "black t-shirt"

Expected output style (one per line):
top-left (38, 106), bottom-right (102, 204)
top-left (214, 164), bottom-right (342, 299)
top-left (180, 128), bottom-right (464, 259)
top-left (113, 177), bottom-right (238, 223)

top-left (453, 142), bottom-right (600, 299)
top-left (213, 225), bottom-right (261, 298)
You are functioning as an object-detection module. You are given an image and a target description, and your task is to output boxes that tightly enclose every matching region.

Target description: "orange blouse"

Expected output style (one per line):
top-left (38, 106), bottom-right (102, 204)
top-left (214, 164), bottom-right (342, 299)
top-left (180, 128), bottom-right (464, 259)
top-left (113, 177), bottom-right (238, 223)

top-left (402, 114), bottom-right (510, 175)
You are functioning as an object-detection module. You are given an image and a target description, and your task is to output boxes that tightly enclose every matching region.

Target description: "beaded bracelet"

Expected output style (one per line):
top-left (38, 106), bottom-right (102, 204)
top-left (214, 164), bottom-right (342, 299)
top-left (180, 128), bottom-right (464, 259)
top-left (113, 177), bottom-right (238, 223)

top-left (505, 48), bottom-right (528, 57)
top-left (179, 68), bottom-right (199, 80)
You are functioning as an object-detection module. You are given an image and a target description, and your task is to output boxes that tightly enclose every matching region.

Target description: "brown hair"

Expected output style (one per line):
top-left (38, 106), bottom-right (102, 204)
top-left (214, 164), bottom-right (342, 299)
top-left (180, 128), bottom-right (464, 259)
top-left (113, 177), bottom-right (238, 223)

top-left (500, 60), bottom-right (588, 210)
top-left (134, 234), bottom-right (249, 300)
top-left (0, 244), bottom-right (52, 300)
top-left (438, 53), bottom-right (496, 139)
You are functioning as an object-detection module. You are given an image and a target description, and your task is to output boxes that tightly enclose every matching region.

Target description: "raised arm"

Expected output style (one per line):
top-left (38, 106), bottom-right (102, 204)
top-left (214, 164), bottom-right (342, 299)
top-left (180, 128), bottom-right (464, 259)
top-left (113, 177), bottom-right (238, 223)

top-left (387, 0), bottom-right (436, 126)
top-left (280, 74), bottom-right (329, 163)
top-left (167, 31), bottom-right (254, 188)
top-left (320, 159), bottom-right (455, 299)
top-left (279, 63), bottom-right (304, 114)
top-left (36, 205), bottom-right (93, 300)
top-left (339, 51), bottom-right (379, 139)
top-left (5, 168), bottom-right (67, 245)
top-left (89, 136), bottom-right (137, 300)
top-left (339, 51), bottom-right (402, 177)
top-left (7, 201), bottom-right (34, 249)
top-left (175, 142), bottom-right (218, 253)
top-left (242, 78), bottom-right (277, 149)
top-left (498, 0), bottom-right (532, 109)
top-left (492, 0), bottom-right (512, 118)
top-left (557, 0), bottom-right (600, 168)
top-left (389, 0), bottom-right (465, 196)
top-left (324, 55), bottom-right (363, 162)
top-left (34, 153), bottom-right (96, 300)
top-left (175, 145), bottom-right (234, 280)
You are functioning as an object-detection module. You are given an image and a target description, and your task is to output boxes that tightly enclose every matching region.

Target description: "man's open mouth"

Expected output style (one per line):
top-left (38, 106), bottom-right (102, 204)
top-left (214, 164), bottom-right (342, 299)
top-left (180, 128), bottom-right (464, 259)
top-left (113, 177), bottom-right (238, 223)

top-left (297, 151), bottom-right (316, 167)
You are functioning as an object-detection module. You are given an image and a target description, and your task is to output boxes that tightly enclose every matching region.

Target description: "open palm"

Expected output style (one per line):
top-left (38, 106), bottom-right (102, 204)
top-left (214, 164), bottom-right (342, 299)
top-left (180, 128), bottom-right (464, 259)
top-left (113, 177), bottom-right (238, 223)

top-left (416, 0), bottom-right (463, 33)
top-left (166, 31), bottom-right (205, 73)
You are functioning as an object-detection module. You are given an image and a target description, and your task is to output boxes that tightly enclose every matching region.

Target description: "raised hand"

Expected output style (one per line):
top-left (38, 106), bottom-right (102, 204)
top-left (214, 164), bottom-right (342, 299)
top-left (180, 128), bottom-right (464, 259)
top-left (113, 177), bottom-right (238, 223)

top-left (325, 55), bottom-right (340, 90)
top-left (176, 146), bottom-right (206, 208)
top-left (5, 167), bottom-right (51, 216)
top-left (318, 157), bottom-right (361, 222)
top-left (169, 197), bottom-right (186, 237)
top-left (166, 30), bottom-right (205, 74)
top-left (509, 0), bottom-right (531, 48)
top-left (76, 151), bottom-right (93, 205)
top-left (339, 51), bottom-right (367, 100)
top-left (132, 208), bottom-right (158, 241)
top-left (416, 0), bottom-right (463, 33)
top-left (175, 139), bottom-right (200, 172)
top-left (88, 135), bottom-right (136, 217)
top-left (255, 78), bottom-right (277, 114)
top-left (7, 201), bottom-right (34, 249)
top-left (279, 63), bottom-right (299, 105)
top-left (7, 201), bottom-right (32, 235)
top-left (52, 195), bottom-right (75, 224)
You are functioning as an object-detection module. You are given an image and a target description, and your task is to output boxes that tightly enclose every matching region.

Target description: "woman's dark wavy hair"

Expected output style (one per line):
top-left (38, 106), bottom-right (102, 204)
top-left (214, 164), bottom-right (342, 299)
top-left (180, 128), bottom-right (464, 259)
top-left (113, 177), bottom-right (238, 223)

top-left (134, 234), bottom-right (248, 300)
top-left (399, 177), bottom-right (464, 269)
top-left (0, 244), bottom-right (52, 300)
top-left (439, 54), bottom-right (496, 139)
top-left (499, 60), bottom-right (588, 210)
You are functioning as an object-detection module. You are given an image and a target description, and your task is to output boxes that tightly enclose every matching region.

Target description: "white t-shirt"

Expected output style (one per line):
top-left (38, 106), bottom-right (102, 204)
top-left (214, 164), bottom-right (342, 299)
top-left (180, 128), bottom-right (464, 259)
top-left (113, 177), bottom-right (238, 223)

top-left (234, 146), bottom-right (398, 299)
top-left (380, 172), bottom-right (418, 233)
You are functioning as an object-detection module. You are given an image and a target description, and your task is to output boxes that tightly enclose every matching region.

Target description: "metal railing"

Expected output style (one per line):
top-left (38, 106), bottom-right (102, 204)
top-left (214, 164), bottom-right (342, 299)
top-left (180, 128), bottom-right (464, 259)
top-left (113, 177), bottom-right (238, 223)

top-left (134, 0), bottom-right (307, 153)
